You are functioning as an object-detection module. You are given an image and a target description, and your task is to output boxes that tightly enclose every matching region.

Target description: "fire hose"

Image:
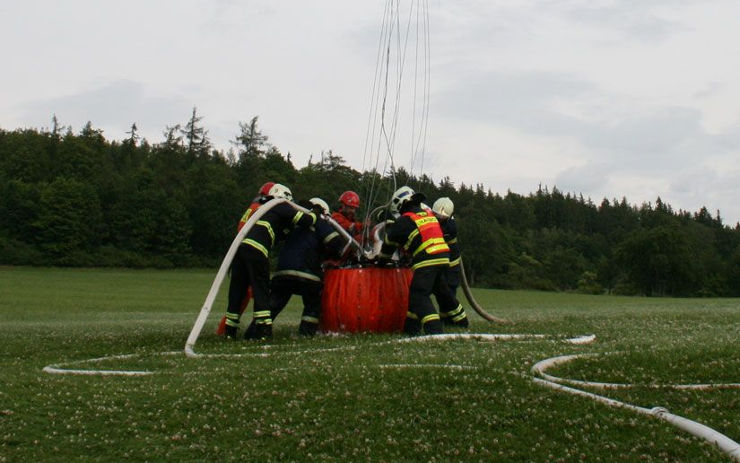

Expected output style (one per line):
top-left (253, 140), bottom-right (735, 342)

top-left (459, 257), bottom-right (509, 324)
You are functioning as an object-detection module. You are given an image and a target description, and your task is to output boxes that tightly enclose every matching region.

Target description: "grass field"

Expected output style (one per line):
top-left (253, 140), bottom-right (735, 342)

top-left (1, 267), bottom-right (738, 462)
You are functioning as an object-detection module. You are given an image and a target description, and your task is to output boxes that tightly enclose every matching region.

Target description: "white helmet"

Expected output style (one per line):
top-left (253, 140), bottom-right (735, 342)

top-left (390, 186), bottom-right (415, 215)
top-left (268, 183), bottom-right (292, 201)
top-left (308, 197), bottom-right (330, 215)
top-left (432, 197), bottom-right (454, 219)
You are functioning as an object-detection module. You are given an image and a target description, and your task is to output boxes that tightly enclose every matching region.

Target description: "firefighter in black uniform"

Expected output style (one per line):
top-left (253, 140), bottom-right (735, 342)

top-left (431, 197), bottom-right (468, 327)
top-left (377, 186), bottom-right (467, 335)
top-left (216, 182), bottom-right (274, 336)
top-left (224, 183), bottom-right (317, 340)
top-left (246, 197), bottom-right (348, 337)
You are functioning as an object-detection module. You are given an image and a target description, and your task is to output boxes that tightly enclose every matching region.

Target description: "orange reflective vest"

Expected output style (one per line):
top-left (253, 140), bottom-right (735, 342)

top-left (401, 210), bottom-right (450, 269)
top-left (238, 202), bottom-right (262, 232)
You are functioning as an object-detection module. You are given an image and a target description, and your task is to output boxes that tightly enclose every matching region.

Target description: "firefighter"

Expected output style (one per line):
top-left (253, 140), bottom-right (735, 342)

top-left (331, 191), bottom-right (363, 239)
top-left (246, 197), bottom-right (347, 337)
top-left (377, 186), bottom-right (467, 335)
top-left (216, 181), bottom-right (275, 336)
top-left (224, 183), bottom-right (317, 340)
top-left (431, 197), bottom-right (469, 327)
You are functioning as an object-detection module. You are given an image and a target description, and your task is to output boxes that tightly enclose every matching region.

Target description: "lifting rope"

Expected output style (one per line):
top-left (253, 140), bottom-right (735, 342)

top-left (360, 0), bottom-right (432, 236)
top-left (360, 1), bottom-right (503, 324)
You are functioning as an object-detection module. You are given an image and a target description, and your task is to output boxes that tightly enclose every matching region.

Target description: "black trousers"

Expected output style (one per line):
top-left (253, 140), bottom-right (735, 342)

top-left (226, 244), bottom-right (271, 322)
top-left (407, 265), bottom-right (458, 333)
top-left (268, 276), bottom-right (323, 322)
top-left (446, 265), bottom-right (461, 296)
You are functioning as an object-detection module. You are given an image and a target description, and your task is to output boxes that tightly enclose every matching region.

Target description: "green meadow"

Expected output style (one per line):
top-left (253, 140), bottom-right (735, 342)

top-left (1, 267), bottom-right (738, 462)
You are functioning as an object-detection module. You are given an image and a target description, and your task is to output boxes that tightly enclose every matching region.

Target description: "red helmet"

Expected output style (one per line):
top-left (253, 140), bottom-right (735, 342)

top-left (258, 182), bottom-right (275, 196)
top-left (339, 191), bottom-right (360, 208)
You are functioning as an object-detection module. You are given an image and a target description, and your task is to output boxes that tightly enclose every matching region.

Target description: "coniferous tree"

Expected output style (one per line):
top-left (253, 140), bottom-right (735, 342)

top-left (2, 120), bottom-right (740, 294)
top-left (125, 123), bottom-right (140, 147)
top-left (233, 116), bottom-right (269, 158)
top-left (181, 107), bottom-right (210, 158)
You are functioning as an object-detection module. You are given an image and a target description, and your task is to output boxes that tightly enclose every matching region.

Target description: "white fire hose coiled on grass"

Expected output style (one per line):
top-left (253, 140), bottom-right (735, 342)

top-left (532, 353), bottom-right (740, 462)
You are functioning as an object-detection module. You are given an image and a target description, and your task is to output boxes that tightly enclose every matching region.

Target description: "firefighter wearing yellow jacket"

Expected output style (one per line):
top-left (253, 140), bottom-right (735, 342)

top-left (378, 186), bottom-right (468, 335)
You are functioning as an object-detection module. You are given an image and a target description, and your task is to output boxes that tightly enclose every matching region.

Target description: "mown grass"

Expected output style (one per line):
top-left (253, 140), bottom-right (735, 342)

top-left (0, 266), bottom-right (738, 462)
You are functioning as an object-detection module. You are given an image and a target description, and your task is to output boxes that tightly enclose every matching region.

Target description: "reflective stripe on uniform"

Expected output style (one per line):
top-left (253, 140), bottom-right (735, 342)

top-left (406, 311), bottom-right (419, 320)
top-left (238, 202), bottom-right (261, 231)
top-left (273, 269), bottom-right (321, 282)
top-left (441, 304), bottom-right (463, 319)
top-left (225, 311), bottom-right (240, 327)
top-left (421, 313), bottom-right (440, 325)
top-left (244, 239), bottom-right (269, 258)
top-left (292, 211), bottom-right (304, 225)
top-left (253, 310), bottom-right (271, 319)
top-left (402, 210), bottom-right (450, 257)
top-left (451, 311), bottom-right (468, 322)
top-left (411, 257), bottom-right (450, 270)
top-left (323, 231), bottom-right (339, 244)
top-left (449, 257), bottom-right (461, 267)
top-left (239, 209), bottom-right (253, 224)
top-left (301, 315), bottom-right (319, 324)
top-left (404, 229), bottom-right (420, 251)
top-left (256, 220), bottom-right (275, 243)
top-left (413, 237), bottom-right (447, 257)
top-left (425, 243), bottom-right (449, 255)
top-left (292, 210), bottom-right (317, 226)
top-left (413, 216), bottom-right (437, 227)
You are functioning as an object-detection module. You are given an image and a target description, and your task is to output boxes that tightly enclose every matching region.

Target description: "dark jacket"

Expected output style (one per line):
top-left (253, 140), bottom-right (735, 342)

top-left (273, 218), bottom-right (346, 282)
top-left (242, 201), bottom-right (316, 258)
top-left (438, 217), bottom-right (460, 267)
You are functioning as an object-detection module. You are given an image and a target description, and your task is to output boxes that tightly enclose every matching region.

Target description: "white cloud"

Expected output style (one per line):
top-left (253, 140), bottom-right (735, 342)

top-left (2, 1), bottom-right (740, 224)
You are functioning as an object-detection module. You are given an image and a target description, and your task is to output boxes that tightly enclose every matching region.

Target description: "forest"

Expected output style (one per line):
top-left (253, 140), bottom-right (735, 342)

top-left (2, 111), bottom-right (739, 297)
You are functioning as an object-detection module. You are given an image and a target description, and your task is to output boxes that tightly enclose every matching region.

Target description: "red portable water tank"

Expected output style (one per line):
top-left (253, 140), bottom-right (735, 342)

top-left (320, 267), bottom-right (413, 333)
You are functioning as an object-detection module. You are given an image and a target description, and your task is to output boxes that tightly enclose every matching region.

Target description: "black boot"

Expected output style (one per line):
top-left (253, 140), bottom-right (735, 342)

top-left (403, 317), bottom-right (421, 336)
top-left (441, 306), bottom-right (469, 328)
top-left (244, 320), bottom-right (272, 341)
top-left (243, 321), bottom-right (257, 340)
top-left (298, 321), bottom-right (317, 337)
top-left (448, 315), bottom-right (469, 328)
top-left (224, 325), bottom-right (238, 340)
top-left (255, 323), bottom-right (272, 341)
top-left (423, 319), bottom-right (444, 335)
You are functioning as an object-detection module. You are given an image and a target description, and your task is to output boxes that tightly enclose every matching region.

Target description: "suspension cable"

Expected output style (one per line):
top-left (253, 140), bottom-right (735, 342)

top-left (361, 0), bottom-right (431, 240)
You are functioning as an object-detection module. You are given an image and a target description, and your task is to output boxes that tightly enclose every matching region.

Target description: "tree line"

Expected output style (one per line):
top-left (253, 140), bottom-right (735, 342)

top-left (2, 111), bottom-right (739, 297)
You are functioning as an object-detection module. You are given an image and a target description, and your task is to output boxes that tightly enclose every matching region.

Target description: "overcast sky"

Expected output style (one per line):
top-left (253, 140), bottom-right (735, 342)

top-left (2, 0), bottom-right (740, 225)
